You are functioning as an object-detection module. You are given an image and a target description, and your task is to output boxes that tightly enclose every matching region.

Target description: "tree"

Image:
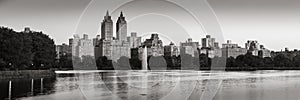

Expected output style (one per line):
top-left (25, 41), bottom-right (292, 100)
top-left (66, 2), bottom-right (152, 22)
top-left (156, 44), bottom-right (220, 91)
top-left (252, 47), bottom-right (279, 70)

top-left (58, 53), bottom-right (73, 69)
top-left (293, 55), bottom-right (300, 68)
top-left (149, 56), bottom-right (167, 70)
top-left (0, 58), bottom-right (6, 70)
top-left (81, 55), bottom-right (97, 70)
top-left (226, 57), bottom-right (236, 68)
top-left (129, 57), bottom-right (142, 70)
top-left (0, 27), bottom-right (56, 70)
top-left (262, 57), bottom-right (274, 69)
top-left (30, 31), bottom-right (56, 69)
top-left (115, 56), bottom-right (131, 70)
top-left (273, 54), bottom-right (294, 68)
top-left (96, 56), bottom-right (113, 70)
top-left (199, 54), bottom-right (211, 70)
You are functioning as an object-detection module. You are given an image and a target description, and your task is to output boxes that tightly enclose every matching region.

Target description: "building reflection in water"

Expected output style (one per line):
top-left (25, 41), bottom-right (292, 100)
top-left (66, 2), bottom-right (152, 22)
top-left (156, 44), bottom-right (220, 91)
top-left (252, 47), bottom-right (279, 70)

top-left (96, 71), bottom-right (204, 100)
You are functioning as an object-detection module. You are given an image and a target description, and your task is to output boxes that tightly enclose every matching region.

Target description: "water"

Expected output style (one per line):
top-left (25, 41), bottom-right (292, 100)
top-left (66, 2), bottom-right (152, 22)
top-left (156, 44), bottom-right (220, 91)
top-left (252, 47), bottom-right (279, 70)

top-left (1, 70), bottom-right (300, 100)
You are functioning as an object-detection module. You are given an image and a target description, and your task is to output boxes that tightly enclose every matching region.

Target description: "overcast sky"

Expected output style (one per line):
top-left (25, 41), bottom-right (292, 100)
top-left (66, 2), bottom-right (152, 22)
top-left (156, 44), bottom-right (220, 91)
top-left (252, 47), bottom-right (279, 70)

top-left (0, 0), bottom-right (299, 51)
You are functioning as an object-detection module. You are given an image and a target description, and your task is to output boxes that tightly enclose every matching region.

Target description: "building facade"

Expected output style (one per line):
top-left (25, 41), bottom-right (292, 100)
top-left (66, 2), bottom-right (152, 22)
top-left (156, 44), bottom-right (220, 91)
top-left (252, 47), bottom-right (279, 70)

top-left (200, 35), bottom-right (221, 58)
top-left (127, 32), bottom-right (142, 48)
top-left (138, 34), bottom-right (164, 60)
top-left (71, 34), bottom-right (94, 58)
top-left (164, 42), bottom-right (180, 57)
top-left (116, 12), bottom-right (127, 41)
top-left (222, 40), bottom-right (247, 58)
top-left (55, 43), bottom-right (71, 59)
top-left (180, 38), bottom-right (200, 57)
top-left (245, 40), bottom-right (271, 57)
top-left (201, 35), bottom-right (220, 49)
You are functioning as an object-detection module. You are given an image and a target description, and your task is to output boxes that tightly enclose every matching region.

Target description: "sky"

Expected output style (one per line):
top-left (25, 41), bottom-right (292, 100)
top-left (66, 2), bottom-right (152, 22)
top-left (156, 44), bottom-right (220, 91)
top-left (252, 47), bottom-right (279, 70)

top-left (0, 0), bottom-right (299, 51)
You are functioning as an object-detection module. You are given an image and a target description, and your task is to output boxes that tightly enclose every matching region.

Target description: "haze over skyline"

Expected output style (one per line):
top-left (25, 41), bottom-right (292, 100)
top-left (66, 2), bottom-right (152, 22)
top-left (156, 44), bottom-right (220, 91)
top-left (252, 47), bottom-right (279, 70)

top-left (0, 0), bottom-right (300, 51)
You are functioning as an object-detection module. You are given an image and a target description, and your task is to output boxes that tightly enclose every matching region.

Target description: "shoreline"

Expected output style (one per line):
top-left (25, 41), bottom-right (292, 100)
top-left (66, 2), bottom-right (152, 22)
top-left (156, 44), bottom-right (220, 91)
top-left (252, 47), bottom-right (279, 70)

top-left (0, 70), bottom-right (56, 80)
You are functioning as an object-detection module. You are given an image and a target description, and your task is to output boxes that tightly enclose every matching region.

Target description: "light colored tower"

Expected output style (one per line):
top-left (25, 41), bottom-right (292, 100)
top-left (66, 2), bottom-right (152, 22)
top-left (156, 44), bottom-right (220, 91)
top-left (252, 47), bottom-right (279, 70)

top-left (116, 11), bottom-right (127, 41)
top-left (101, 10), bottom-right (113, 40)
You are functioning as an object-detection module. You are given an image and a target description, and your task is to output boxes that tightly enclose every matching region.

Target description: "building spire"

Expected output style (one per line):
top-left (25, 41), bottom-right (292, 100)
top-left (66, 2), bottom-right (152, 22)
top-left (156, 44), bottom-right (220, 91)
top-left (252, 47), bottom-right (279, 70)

top-left (120, 11), bottom-right (123, 17)
top-left (106, 10), bottom-right (109, 16)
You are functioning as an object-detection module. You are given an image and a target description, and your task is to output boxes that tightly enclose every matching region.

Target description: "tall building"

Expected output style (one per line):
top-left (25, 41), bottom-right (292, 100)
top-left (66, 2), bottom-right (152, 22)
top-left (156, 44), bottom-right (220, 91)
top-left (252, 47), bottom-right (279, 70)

top-left (116, 11), bottom-right (127, 41)
top-left (127, 32), bottom-right (142, 48)
top-left (96, 11), bottom-right (114, 60)
top-left (71, 34), bottom-right (94, 58)
top-left (222, 40), bottom-right (247, 58)
top-left (180, 38), bottom-right (199, 57)
top-left (95, 11), bottom-right (130, 62)
top-left (101, 11), bottom-right (113, 40)
top-left (164, 42), bottom-right (179, 57)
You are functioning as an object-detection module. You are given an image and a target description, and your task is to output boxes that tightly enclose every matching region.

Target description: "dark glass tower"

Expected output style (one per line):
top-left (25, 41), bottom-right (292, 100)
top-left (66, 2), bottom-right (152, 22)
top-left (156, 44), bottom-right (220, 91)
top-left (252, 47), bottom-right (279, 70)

top-left (116, 11), bottom-right (127, 41)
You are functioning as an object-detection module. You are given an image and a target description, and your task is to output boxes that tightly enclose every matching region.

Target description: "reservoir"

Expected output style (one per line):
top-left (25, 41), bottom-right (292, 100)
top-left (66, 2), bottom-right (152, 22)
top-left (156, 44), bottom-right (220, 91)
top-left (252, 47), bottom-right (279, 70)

top-left (1, 70), bottom-right (300, 100)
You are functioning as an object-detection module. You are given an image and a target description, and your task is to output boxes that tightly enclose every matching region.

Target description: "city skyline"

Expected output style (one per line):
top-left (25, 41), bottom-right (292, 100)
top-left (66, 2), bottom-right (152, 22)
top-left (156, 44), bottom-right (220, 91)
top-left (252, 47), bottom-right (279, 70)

top-left (1, 0), bottom-right (300, 51)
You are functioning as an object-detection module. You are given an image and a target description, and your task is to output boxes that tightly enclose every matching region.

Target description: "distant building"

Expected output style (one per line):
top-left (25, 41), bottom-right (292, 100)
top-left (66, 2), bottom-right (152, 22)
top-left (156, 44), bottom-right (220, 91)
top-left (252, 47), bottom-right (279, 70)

top-left (221, 40), bottom-right (247, 58)
top-left (164, 42), bottom-right (179, 57)
top-left (200, 35), bottom-right (221, 58)
top-left (71, 34), bottom-right (94, 58)
top-left (199, 49), bottom-right (222, 58)
top-left (127, 32), bottom-right (142, 48)
top-left (95, 11), bottom-right (130, 62)
top-left (258, 45), bottom-right (271, 58)
top-left (245, 40), bottom-right (260, 55)
top-left (93, 35), bottom-right (101, 46)
top-left (55, 43), bottom-right (71, 59)
top-left (245, 40), bottom-right (271, 57)
top-left (201, 35), bottom-right (219, 49)
top-left (180, 38), bottom-right (199, 57)
top-left (23, 27), bottom-right (31, 33)
top-left (138, 33), bottom-right (164, 60)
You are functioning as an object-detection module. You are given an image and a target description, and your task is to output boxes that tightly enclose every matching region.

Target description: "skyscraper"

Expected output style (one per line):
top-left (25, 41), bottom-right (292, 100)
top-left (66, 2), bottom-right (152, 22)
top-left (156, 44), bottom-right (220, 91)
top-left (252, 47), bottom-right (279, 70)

top-left (101, 11), bottom-right (113, 40)
top-left (95, 11), bottom-right (131, 62)
top-left (116, 11), bottom-right (127, 41)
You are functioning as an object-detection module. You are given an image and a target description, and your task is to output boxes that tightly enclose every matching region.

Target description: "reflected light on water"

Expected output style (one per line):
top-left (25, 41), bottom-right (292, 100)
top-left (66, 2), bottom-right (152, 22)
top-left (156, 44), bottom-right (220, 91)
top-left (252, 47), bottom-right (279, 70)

top-left (1, 70), bottom-right (300, 100)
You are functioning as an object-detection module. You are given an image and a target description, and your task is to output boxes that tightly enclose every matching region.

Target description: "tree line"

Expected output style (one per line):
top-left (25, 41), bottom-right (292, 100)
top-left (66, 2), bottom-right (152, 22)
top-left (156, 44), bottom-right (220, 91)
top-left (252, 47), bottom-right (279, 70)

top-left (226, 52), bottom-right (300, 70)
top-left (94, 52), bottom-right (300, 71)
top-left (0, 27), bottom-right (56, 70)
